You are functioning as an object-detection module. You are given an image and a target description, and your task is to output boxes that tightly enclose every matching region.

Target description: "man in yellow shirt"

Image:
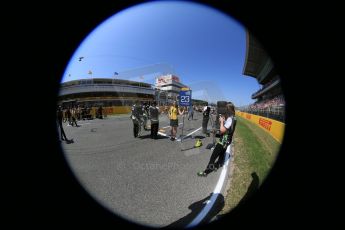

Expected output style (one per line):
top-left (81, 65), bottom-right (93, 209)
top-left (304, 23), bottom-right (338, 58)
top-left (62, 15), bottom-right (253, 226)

top-left (169, 101), bottom-right (185, 141)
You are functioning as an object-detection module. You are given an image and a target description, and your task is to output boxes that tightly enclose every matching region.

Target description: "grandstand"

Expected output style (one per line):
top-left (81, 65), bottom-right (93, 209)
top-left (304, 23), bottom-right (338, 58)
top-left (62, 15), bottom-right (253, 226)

top-left (241, 31), bottom-right (285, 122)
top-left (58, 74), bottom-right (191, 116)
top-left (58, 78), bottom-right (156, 116)
top-left (59, 78), bottom-right (155, 107)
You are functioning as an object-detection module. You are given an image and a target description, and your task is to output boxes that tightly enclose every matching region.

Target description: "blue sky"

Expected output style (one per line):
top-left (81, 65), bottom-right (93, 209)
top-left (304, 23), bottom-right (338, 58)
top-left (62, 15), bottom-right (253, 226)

top-left (61, 1), bottom-right (261, 106)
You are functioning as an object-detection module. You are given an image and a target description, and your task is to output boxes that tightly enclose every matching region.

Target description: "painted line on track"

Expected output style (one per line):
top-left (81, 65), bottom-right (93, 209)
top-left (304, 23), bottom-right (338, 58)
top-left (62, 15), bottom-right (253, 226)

top-left (157, 131), bottom-right (169, 137)
top-left (186, 144), bottom-right (232, 228)
top-left (159, 123), bottom-right (195, 139)
top-left (176, 127), bottom-right (202, 142)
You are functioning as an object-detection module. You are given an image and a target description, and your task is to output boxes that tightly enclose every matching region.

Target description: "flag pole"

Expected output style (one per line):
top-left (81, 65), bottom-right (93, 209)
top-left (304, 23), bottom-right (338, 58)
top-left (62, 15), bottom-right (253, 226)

top-left (181, 112), bottom-right (185, 143)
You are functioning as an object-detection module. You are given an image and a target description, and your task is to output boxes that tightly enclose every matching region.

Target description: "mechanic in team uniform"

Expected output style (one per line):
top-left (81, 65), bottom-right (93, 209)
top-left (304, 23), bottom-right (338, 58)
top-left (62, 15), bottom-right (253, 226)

top-left (149, 101), bottom-right (160, 139)
top-left (131, 101), bottom-right (143, 138)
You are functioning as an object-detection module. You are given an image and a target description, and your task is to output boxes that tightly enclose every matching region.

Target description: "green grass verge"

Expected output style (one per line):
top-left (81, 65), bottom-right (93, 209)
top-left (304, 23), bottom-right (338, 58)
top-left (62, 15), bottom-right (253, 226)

top-left (219, 116), bottom-right (281, 214)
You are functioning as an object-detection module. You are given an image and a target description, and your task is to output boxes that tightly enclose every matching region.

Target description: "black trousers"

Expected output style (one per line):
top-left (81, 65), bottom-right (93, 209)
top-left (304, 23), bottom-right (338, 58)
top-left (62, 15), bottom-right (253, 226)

top-left (71, 117), bottom-right (78, 126)
top-left (58, 120), bottom-right (67, 140)
top-left (202, 116), bottom-right (209, 134)
top-left (188, 112), bottom-right (194, 120)
top-left (204, 143), bottom-right (227, 174)
top-left (133, 123), bottom-right (139, 137)
top-left (151, 122), bottom-right (159, 139)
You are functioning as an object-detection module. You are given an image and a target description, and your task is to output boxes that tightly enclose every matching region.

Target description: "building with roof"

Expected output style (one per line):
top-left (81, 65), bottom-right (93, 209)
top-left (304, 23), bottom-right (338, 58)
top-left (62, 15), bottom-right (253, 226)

top-left (243, 32), bottom-right (283, 102)
top-left (155, 74), bottom-right (189, 104)
top-left (242, 31), bottom-right (285, 121)
top-left (58, 78), bottom-right (154, 109)
top-left (58, 74), bottom-right (191, 116)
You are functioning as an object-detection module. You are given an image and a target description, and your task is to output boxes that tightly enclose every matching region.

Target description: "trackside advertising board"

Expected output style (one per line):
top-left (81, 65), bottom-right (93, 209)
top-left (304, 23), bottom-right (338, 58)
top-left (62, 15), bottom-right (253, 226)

top-left (236, 111), bottom-right (285, 143)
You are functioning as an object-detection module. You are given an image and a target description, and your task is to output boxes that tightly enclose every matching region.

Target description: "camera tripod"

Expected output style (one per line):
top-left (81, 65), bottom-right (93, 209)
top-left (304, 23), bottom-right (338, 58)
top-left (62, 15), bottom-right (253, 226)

top-left (205, 114), bottom-right (217, 149)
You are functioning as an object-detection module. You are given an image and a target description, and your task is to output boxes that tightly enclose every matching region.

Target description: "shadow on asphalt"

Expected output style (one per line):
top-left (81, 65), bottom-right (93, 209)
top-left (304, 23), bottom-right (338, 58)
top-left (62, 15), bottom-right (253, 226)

top-left (193, 135), bottom-right (206, 139)
top-left (178, 134), bottom-right (206, 142)
top-left (181, 128), bottom-right (195, 131)
top-left (163, 193), bottom-right (224, 229)
top-left (179, 135), bottom-right (193, 141)
top-left (138, 134), bottom-right (169, 140)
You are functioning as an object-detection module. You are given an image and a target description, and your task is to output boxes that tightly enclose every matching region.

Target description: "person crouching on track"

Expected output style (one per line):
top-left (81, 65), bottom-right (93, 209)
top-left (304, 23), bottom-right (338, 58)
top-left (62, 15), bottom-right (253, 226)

top-left (198, 102), bottom-right (236, 177)
top-left (131, 100), bottom-right (143, 138)
top-left (168, 101), bottom-right (185, 141)
top-left (149, 101), bottom-right (159, 139)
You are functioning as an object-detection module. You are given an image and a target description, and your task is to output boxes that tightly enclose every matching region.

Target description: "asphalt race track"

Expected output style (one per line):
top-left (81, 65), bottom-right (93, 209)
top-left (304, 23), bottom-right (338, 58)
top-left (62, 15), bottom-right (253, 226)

top-left (61, 111), bottom-right (232, 228)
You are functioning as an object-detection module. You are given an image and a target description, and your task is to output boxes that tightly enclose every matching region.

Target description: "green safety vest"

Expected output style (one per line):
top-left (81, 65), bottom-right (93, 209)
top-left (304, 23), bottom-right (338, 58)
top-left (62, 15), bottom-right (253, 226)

top-left (217, 116), bottom-right (237, 148)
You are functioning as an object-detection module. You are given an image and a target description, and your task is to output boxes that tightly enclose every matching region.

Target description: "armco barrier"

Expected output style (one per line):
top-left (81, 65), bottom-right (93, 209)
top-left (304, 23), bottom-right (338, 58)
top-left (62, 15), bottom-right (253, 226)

top-left (236, 111), bottom-right (285, 143)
